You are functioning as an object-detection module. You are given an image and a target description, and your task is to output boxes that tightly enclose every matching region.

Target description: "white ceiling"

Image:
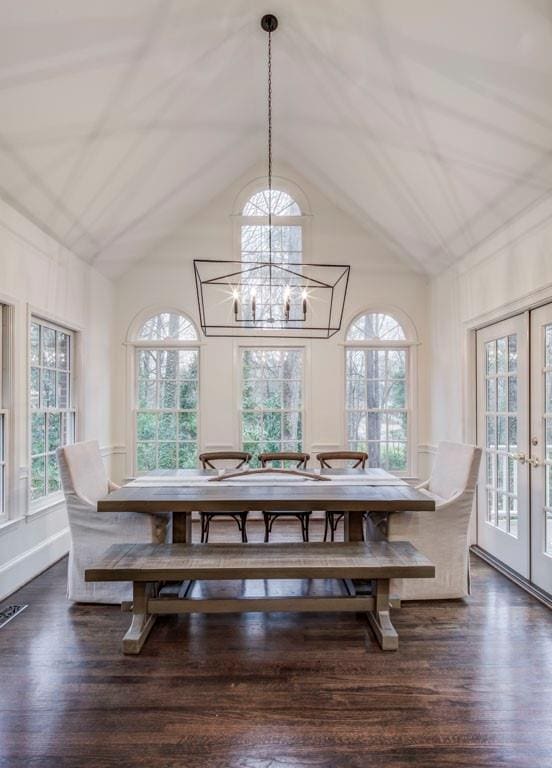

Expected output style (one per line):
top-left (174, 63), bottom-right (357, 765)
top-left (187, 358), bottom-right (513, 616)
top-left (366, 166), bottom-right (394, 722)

top-left (2, 0), bottom-right (552, 277)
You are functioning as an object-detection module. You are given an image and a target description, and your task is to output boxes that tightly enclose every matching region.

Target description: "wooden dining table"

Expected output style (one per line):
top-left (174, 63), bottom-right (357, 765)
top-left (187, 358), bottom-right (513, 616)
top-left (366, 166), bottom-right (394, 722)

top-left (98, 467), bottom-right (434, 544)
top-left (91, 468), bottom-right (436, 653)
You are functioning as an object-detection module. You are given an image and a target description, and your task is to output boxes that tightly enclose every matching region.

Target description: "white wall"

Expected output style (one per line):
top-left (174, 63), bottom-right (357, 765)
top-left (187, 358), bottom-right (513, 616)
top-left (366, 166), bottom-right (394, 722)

top-left (111, 165), bottom-right (432, 482)
top-left (429, 194), bottom-right (552, 445)
top-left (0, 199), bottom-right (114, 600)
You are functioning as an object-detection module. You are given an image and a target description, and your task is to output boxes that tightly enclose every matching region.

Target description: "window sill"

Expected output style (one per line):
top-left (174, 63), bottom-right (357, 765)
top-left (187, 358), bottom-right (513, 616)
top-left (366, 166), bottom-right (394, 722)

top-left (0, 516), bottom-right (25, 536)
top-left (28, 493), bottom-right (66, 519)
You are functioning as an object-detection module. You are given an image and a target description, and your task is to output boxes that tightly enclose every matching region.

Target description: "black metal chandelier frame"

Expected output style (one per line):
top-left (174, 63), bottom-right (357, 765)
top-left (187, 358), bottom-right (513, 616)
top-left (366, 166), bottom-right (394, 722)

top-left (193, 13), bottom-right (351, 339)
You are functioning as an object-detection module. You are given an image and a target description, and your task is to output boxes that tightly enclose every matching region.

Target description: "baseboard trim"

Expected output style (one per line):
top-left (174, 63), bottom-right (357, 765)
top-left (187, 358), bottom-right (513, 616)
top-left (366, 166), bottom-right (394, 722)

top-left (0, 527), bottom-right (70, 601)
top-left (471, 545), bottom-right (552, 610)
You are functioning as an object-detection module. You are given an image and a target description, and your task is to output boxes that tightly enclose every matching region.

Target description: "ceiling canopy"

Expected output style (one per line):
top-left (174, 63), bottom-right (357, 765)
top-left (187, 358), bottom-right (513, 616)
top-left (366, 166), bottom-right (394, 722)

top-left (2, 0), bottom-right (552, 277)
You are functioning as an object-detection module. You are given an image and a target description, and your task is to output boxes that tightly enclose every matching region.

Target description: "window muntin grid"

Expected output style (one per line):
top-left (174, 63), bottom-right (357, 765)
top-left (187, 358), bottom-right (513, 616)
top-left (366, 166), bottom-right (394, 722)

top-left (346, 348), bottom-right (408, 472)
top-left (135, 348), bottom-right (199, 472)
top-left (137, 312), bottom-right (197, 342)
top-left (240, 348), bottom-right (303, 467)
top-left (240, 190), bottom-right (303, 326)
top-left (30, 320), bottom-right (75, 501)
top-left (483, 334), bottom-right (519, 537)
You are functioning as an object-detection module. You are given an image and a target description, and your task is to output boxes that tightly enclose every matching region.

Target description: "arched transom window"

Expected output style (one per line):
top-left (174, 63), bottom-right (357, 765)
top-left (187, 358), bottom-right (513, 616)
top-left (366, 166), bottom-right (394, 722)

top-left (345, 312), bottom-right (411, 473)
top-left (133, 311), bottom-right (199, 473)
top-left (240, 189), bottom-right (303, 324)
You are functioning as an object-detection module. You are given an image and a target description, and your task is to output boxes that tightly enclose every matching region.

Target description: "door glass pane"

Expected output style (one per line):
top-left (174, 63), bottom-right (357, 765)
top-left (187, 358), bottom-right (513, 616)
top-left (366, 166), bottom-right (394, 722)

top-left (483, 333), bottom-right (519, 538)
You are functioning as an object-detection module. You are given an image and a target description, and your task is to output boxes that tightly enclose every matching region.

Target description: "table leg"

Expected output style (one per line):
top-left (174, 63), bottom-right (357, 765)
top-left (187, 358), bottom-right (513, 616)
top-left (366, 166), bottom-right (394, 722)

top-left (344, 510), bottom-right (364, 542)
top-left (122, 582), bottom-right (157, 655)
top-left (172, 511), bottom-right (191, 543)
top-left (367, 578), bottom-right (399, 651)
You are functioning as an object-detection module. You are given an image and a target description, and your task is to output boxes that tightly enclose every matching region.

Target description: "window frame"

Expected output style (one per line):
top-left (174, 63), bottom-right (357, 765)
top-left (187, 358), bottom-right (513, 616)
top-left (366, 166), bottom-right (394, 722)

top-left (0, 304), bottom-right (7, 523)
top-left (128, 310), bottom-right (201, 476)
top-left (343, 309), bottom-right (418, 477)
top-left (29, 315), bottom-right (77, 509)
top-left (237, 344), bottom-right (306, 465)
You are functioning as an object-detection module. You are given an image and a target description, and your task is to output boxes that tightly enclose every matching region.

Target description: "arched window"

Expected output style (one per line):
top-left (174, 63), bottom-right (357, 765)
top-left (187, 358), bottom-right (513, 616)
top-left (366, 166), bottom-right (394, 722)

top-left (345, 311), bottom-right (413, 474)
top-left (132, 311), bottom-right (199, 473)
top-left (239, 188), bottom-right (303, 324)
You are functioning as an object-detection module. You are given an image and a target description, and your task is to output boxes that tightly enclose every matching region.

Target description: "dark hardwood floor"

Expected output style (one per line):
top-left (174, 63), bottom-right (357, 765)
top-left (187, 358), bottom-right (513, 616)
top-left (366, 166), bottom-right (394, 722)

top-left (1, 519), bottom-right (551, 768)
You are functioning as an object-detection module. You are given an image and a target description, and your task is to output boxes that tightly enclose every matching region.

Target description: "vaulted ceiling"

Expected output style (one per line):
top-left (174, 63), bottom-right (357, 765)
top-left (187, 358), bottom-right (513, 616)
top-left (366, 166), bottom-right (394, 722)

top-left (2, 0), bottom-right (552, 277)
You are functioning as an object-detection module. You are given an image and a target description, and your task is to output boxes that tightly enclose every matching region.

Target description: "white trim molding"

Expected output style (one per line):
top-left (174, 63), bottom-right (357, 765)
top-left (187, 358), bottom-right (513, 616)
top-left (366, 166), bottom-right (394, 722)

top-left (0, 526), bottom-right (70, 601)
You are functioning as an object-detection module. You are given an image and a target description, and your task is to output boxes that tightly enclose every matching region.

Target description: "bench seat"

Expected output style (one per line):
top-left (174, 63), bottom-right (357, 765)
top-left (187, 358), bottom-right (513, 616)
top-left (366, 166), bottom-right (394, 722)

top-left (85, 541), bottom-right (435, 654)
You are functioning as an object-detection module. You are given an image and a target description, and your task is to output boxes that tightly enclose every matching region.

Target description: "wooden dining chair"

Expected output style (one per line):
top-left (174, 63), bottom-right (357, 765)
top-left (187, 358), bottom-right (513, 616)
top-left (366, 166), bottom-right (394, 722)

top-left (198, 452), bottom-right (252, 543)
top-left (259, 452), bottom-right (312, 542)
top-left (316, 451), bottom-right (368, 541)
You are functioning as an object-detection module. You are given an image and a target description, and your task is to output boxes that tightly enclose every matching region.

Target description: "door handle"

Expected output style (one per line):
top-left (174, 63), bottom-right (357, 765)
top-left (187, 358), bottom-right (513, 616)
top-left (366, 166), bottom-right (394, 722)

top-left (527, 456), bottom-right (542, 468)
top-left (509, 452), bottom-right (528, 464)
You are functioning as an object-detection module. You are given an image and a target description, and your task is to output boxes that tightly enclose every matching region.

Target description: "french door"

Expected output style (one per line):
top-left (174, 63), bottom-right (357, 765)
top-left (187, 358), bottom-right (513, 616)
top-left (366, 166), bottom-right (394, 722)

top-left (477, 306), bottom-right (552, 595)
top-left (477, 315), bottom-right (530, 578)
top-left (530, 304), bottom-right (552, 594)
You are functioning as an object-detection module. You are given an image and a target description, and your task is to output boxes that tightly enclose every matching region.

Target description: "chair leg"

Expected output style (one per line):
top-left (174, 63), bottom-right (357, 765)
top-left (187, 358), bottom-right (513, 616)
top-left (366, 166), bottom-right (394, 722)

top-left (264, 513), bottom-right (271, 542)
top-left (240, 512), bottom-right (248, 543)
top-left (299, 514), bottom-right (310, 542)
top-left (201, 513), bottom-right (210, 544)
top-left (324, 512), bottom-right (330, 542)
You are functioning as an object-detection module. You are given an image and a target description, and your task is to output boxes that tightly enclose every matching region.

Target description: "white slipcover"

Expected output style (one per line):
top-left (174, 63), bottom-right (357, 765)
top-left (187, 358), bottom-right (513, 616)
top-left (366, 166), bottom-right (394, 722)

top-left (58, 441), bottom-right (166, 604)
top-left (385, 442), bottom-right (482, 600)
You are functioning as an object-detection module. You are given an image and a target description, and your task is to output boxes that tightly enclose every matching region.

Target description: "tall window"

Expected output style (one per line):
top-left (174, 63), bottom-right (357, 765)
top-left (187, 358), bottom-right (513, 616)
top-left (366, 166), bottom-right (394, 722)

top-left (240, 189), bottom-right (303, 325)
top-left (241, 348), bottom-right (303, 465)
top-left (30, 318), bottom-right (75, 501)
top-left (345, 312), bottom-right (410, 473)
top-left (134, 311), bottom-right (199, 473)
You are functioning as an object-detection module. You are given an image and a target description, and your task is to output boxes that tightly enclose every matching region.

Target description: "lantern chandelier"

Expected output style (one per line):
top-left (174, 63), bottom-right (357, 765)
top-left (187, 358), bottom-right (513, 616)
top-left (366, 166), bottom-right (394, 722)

top-left (193, 14), bottom-right (350, 338)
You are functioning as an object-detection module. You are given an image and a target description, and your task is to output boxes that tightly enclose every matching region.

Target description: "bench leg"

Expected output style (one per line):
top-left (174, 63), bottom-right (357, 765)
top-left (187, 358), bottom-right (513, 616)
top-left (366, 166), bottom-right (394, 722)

top-left (123, 582), bottom-right (157, 655)
top-left (367, 578), bottom-right (399, 651)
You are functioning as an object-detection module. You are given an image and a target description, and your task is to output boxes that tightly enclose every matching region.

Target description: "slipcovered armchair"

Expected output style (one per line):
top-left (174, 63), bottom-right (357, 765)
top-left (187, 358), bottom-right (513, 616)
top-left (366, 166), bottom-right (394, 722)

top-left (383, 442), bottom-right (482, 600)
top-left (58, 441), bottom-right (167, 604)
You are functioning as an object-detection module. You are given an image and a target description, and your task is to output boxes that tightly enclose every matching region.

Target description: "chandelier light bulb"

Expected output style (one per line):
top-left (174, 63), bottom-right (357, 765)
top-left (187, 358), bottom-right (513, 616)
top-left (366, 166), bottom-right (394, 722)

top-left (302, 288), bottom-right (308, 318)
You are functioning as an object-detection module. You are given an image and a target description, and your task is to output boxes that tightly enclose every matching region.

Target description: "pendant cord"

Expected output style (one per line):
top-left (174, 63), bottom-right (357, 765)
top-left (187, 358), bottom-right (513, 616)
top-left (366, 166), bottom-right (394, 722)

top-left (267, 26), bottom-right (273, 300)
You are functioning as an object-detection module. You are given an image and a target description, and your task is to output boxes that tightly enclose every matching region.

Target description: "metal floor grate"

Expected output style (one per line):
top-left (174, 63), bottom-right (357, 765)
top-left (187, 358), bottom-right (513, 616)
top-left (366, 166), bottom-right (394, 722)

top-left (0, 604), bottom-right (28, 629)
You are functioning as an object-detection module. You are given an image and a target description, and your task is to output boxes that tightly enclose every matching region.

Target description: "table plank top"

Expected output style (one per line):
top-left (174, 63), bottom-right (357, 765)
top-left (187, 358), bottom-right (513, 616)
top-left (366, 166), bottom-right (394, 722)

top-left (86, 541), bottom-right (435, 581)
top-left (97, 469), bottom-right (435, 513)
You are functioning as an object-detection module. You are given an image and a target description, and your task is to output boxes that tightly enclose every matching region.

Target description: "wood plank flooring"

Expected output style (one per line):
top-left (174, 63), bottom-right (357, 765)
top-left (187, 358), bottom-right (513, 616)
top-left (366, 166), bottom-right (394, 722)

top-left (1, 520), bottom-right (551, 768)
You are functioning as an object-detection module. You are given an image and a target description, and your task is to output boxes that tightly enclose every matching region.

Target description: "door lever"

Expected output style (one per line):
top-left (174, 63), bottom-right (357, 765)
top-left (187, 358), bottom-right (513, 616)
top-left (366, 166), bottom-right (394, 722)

top-left (527, 455), bottom-right (542, 468)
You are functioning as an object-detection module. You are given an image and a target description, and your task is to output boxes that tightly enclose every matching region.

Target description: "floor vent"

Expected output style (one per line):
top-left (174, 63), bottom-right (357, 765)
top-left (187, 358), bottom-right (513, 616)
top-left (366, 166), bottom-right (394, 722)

top-left (0, 604), bottom-right (28, 629)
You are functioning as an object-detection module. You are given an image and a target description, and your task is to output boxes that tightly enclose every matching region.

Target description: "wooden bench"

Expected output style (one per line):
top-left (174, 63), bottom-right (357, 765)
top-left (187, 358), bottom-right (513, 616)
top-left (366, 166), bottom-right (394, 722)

top-left (86, 541), bottom-right (434, 654)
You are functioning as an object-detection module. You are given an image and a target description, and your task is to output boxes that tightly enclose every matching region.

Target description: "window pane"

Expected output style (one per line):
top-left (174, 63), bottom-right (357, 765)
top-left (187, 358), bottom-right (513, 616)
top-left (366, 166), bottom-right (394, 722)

top-left (47, 453), bottom-right (61, 494)
top-left (158, 442), bottom-right (177, 469)
top-left (178, 413), bottom-right (197, 441)
top-left (178, 443), bottom-right (197, 469)
top-left (42, 327), bottom-right (56, 368)
top-left (31, 456), bottom-right (46, 499)
top-left (30, 320), bottom-right (74, 502)
top-left (179, 381), bottom-right (197, 409)
top-left (241, 349), bottom-right (303, 455)
top-left (47, 413), bottom-right (62, 453)
top-left (347, 313), bottom-right (406, 341)
top-left (57, 332), bottom-right (70, 370)
top-left (30, 367), bottom-right (40, 409)
top-left (135, 343), bottom-right (198, 474)
top-left (137, 412), bottom-right (157, 441)
top-left (137, 443), bottom-right (156, 472)
top-left (138, 312), bottom-right (197, 341)
top-left (30, 323), bottom-right (40, 365)
top-left (158, 413), bottom-right (177, 440)
top-left (42, 369), bottom-right (56, 408)
top-left (138, 380), bottom-right (157, 409)
top-left (58, 371), bottom-right (69, 409)
top-left (31, 413), bottom-right (46, 455)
